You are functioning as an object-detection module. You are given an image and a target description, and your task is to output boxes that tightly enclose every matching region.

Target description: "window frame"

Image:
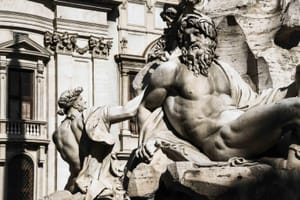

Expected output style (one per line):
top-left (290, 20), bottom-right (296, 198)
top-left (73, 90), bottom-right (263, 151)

top-left (7, 66), bottom-right (35, 121)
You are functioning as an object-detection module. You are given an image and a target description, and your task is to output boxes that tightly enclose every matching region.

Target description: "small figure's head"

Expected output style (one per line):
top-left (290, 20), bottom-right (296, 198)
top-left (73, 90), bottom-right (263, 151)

top-left (178, 13), bottom-right (217, 76)
top-left (57, 87), bottom-right (87, 115)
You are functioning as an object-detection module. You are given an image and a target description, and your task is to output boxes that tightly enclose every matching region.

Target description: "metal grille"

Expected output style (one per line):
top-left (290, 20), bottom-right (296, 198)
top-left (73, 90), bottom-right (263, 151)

top-left (7, 155), bottom-right (34, 200)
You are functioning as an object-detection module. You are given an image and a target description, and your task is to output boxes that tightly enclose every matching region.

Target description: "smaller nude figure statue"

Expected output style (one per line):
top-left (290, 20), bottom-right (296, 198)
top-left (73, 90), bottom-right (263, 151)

top-left (52, 86), bottom-right (144, 200)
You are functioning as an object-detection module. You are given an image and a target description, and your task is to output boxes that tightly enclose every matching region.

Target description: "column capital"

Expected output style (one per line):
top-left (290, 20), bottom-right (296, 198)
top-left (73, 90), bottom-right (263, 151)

top-left (0, 56), bottom-right (7, 70)
top-left (37, 60), bottom-right (45, 74)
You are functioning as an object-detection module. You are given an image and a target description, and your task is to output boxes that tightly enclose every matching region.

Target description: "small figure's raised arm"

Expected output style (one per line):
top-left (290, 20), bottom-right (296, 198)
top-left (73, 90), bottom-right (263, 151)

top-left (108, 88), bottom-right (146, 123)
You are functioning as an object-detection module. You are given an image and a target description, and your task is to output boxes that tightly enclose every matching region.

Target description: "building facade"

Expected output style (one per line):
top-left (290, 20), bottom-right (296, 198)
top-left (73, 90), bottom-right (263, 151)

top-left (0, 0), bottom-right (299, 199)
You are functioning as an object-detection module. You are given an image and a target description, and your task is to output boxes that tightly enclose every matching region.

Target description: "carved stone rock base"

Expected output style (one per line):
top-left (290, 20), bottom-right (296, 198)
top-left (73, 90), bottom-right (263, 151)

top-left (162, 162), bottom-right (272, 199)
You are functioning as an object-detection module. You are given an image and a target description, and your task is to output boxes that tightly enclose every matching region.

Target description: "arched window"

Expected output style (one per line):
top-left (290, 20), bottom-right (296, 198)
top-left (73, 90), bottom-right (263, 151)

top-left (7, 154), bottom-right (34, 200)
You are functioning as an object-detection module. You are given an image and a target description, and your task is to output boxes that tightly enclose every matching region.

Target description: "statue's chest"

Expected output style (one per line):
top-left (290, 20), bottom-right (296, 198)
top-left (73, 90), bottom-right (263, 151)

top-left (175, 67), bottom-right (231, 99)
top-left (176, 72), bottom-right (212, 99)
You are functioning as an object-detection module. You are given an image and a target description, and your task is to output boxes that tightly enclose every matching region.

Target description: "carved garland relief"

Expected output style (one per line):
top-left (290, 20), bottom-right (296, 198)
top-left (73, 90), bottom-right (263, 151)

top-left (44, 31), bottom-right (113, 59)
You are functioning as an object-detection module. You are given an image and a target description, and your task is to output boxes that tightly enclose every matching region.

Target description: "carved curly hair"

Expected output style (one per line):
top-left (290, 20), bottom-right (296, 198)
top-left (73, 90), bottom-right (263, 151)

top-left (57, 87), bottom-right (83, 115)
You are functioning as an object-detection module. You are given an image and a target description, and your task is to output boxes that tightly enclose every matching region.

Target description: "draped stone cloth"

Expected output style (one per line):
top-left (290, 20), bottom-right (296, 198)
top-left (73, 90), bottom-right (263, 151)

top-left (76, 106), bottom-right (116, 200)
top-left (216, 60), bottom-right (286, 110)
top-left (83, 106), bottom-right (115, 145)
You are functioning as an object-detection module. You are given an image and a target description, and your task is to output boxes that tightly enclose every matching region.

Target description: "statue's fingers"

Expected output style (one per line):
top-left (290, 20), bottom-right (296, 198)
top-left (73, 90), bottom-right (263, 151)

top-left (142, 146), bottom-right (152, 163)
top-left (145, 144), bottom-right (156, 157)
top-left (135, 148), bottom-right (143, 160)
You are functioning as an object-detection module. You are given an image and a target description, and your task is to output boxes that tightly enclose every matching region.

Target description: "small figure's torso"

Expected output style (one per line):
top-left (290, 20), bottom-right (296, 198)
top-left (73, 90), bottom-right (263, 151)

top-left (53, 117), bottom-right (82, 173)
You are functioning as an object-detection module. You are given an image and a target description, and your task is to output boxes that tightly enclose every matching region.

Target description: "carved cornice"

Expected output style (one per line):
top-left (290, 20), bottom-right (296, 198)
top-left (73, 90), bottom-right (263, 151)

top-left (44, 31), bottom-right (113, 59)
top-left (53, 0), bottom-right (120, 12)
top-left (0, 10), bottom-right (53, 32)
top-left (115, 54), bottom-right (146, 73)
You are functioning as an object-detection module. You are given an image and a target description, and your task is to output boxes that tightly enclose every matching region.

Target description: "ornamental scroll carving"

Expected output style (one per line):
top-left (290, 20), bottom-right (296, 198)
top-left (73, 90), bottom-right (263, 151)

top-left (44, 31), bottom-right (113, 59)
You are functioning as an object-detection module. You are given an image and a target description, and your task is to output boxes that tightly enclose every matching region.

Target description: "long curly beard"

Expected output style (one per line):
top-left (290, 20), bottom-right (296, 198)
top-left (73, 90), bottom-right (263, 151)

top-left (180, 45), bottom-right (215, 77)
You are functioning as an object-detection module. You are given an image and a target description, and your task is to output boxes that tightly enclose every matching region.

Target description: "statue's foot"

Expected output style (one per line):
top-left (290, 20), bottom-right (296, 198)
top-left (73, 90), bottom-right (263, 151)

top-left (287, 144), bottom-right (300, 170)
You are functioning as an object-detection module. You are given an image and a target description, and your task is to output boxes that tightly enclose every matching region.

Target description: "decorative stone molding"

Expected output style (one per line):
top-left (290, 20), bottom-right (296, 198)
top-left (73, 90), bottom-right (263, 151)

top-left (0, 56), bottom-right (7, 71)
top-left (146, 0), bottom-right (156, 12)
top-left (37, 60), bottom-right (45, 74)
top-left (146, 36), bottom-right (167, 61)
top-left (44, 31), bottom-right (113, 59)
top-left (38, 145), bottom-right (46, 165)
top-left (0, 144), bottom-right (6, 163)
top-left (120, 37), bottom-right (128, 53)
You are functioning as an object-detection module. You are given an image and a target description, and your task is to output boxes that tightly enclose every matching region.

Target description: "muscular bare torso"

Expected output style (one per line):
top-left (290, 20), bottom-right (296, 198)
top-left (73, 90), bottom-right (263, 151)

top-left (53, 117), bottom-right (83, 173)
top-left (145, 58), bottom-right (244, 155)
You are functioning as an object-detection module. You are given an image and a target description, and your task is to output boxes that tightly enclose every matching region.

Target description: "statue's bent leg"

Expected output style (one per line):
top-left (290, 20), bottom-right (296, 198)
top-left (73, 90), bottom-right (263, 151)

top-left (204, 97), bottom-right (300, 161)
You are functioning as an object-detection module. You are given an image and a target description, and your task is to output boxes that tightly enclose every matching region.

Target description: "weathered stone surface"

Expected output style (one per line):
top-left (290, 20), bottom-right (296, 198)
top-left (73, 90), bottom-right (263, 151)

top-left (127, 150), bottom-right (172, 197)
top-left (162, 162), bottom-right (272, 199)
top-left (127, 163), bottom-right (161, 197)
top-left (201, 0), bottom-right (300, 89)
top-left (281, 0), bottom-right (300, 28)
top-left (274, 0), bottom-right (300, 51)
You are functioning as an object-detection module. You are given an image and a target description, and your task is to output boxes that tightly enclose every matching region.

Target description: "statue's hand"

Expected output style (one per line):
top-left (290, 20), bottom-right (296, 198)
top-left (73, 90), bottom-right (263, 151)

top-left (136, 139), bottom-right (160, 163)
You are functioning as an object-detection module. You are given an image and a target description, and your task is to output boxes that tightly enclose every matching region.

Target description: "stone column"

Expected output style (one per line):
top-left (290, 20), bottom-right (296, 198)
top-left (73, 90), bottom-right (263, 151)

top-left (36, 60), bottom-right (45, 121)
top-left (0, 56), bottom-right (7, 119)
top-left (119, 69), bottom-right (139, 152)
top-left (121, 69), bottom-right (130, 131)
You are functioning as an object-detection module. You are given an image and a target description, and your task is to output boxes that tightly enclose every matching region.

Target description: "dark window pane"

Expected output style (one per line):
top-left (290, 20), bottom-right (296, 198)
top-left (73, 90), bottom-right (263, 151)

top-left (129, 73), bottom-right (136, 99)
top-left (8, 70), bottom-right (20, 97)
top-left (9, 99), bottom-right (20, 119)
top-left (8, 69), bottom-right (33, 119)
top-left (21, 71), bottom-right (33, 97)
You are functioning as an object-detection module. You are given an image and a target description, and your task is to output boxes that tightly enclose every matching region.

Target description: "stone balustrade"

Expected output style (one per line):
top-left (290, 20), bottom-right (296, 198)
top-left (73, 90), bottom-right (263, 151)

top-left (0, 120), bottom-right (48, 141)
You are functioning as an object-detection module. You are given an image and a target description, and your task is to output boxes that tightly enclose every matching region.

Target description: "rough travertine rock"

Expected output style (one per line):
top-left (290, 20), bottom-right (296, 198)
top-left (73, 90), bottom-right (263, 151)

top-left (162, 162), bottom-right (272, 199)
top-left (127, 150), bottom-right (172, 197)
top-left (202, 0), bottom-right (300, 90)
top-left (281, 0), bottom-right (300, 27)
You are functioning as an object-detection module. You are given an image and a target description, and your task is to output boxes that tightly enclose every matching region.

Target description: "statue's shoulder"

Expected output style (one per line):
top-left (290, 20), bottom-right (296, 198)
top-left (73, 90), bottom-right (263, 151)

top-left (132, 54), bottom-right (180, 91)
top-left (151, 57), bottom-right (180, 78)
top-left (82, 106), bottom-right (103, 121)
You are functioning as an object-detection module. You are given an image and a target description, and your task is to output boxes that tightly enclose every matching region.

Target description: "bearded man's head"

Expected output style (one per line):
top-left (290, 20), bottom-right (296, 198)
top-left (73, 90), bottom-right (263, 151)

top-left (178, 13), bottom-right (217, 76)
